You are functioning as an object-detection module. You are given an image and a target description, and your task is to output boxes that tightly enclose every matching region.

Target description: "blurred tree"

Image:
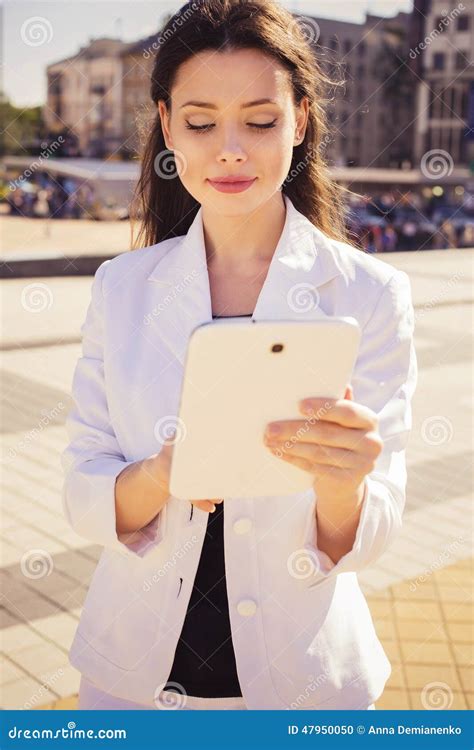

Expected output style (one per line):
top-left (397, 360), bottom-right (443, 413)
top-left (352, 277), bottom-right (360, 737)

top-left (0, 95), bottom-right (43, 156)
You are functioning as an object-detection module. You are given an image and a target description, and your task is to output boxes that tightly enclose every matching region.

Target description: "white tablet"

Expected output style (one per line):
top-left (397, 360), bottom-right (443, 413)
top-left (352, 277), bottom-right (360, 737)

top-left (169, 316), bottom-right (361, 499)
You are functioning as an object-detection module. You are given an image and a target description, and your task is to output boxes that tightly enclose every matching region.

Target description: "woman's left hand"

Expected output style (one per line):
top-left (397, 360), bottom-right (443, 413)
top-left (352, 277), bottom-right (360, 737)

top-left (263, 385), bottom-right (383, 503)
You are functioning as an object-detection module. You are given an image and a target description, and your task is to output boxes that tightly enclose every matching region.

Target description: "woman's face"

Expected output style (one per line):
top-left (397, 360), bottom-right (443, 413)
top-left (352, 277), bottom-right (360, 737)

top-left (158, 48), bottom-right (308, 215)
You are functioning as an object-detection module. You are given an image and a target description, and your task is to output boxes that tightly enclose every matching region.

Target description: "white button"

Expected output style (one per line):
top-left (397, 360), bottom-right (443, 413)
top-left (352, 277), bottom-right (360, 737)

top-left (233, 517), bottom-right (253, 535)
top-left (237, 599), bottom-right (257, 617)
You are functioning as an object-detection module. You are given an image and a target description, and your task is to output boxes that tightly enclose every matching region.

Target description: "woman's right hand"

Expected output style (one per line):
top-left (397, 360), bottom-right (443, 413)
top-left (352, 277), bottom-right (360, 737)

top-left (154, 437), bottom-right (223, 514)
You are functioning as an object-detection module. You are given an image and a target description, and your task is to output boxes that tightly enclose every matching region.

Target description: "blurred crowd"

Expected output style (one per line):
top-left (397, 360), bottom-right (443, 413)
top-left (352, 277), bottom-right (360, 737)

top-left (346, 191), bottom-right (474, 252)
top-left (2, 178), bottom-right (473, 251)
top-left (3, 174), bottom-right (94, 220)
top-left (1, 174), bottom-right (127, 221)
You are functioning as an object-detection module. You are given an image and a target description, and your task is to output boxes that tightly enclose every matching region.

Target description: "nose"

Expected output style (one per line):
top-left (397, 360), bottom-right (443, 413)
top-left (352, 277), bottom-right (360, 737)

top-left (216, 127), bottom-right (247, 164)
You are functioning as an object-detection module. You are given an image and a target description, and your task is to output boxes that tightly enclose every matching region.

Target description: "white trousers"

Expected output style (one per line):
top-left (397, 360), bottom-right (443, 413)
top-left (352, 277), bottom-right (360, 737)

top-left (78, 676), bottom-right (375, 710)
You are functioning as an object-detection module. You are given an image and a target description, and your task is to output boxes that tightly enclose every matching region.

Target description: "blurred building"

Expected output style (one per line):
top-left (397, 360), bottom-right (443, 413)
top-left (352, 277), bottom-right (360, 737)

top-left (121, 35), bottom-right (157, 156)
top-left (45, 38), bottom-right (128, 158)
top-left (305, 12), bottom-right (416, 168)
top-left (413, 1), bottom-right (474, 167)
top-left (45, 6), bottom-right (472, 170)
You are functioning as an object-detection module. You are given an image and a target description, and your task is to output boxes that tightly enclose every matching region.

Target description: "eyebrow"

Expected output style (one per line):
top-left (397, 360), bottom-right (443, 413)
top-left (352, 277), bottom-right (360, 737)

top-left (180, 98), bottom-right (277, 110)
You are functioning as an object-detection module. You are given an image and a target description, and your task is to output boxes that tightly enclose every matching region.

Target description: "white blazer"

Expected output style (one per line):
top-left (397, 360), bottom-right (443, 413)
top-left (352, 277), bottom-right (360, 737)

top-left (61, 194), bottom-right (417, 710)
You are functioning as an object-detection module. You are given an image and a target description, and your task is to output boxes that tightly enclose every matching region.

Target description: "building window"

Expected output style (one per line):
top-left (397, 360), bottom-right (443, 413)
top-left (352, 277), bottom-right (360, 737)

top-left (457, 15), bottom-right (469, 31)
top-left (358, 40), bottom-right (366, 56)
top-left (455, 51), bottom-right (468, 70)
top-left (329, 36), bottom-right (338, 51)
top-left (441, 87), bottom-right (454, 120)
top-left (460, 85), bottom-right (468, 118)
top-left (428, 85), bottom-right (439, 118)
top-left (435, 16), bottom-right (447, 32)
top-left (343, 39), bottom-right (351, 54)
top-left (433, 52), bottom-right (445, 70)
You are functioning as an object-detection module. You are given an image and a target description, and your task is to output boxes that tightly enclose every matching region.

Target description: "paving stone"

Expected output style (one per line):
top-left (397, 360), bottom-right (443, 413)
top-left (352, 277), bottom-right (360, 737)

top-left (2, 251), bottom-right (473, 710)
top-left (400, 640), bottom-right (452, 665)
top-left (0, 676), bottom-right (57, 709)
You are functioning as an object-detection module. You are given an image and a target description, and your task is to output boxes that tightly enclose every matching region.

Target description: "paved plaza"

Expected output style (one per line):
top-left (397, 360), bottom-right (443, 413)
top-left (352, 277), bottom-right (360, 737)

top-left (0, 241), bottom-right (472, 710)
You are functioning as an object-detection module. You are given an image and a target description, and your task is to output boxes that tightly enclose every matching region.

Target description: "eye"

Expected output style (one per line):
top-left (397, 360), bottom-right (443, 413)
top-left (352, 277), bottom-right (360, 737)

top-left (185, 123), bottom-right (214, 134)
top-left (184, 119), bottom-right (278, 134)
top-left (249, 119), bottom-right (278, 131)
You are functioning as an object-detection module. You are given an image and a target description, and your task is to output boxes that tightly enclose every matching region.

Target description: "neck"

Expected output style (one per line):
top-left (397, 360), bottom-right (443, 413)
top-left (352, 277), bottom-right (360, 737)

top-left (202, 192), bottom-right (287, 272)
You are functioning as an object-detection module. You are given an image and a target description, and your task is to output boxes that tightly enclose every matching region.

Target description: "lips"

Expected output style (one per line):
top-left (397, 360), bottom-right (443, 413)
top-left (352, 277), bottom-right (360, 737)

top-left (208, 176), bottom-right (256, 183)
top-left (207, 176), bottom-right (257, 194)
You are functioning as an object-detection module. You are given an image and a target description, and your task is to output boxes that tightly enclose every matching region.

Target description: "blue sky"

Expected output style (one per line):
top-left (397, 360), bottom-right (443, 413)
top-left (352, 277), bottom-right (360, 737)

top-left (3, 0), bottom-right (413, 109)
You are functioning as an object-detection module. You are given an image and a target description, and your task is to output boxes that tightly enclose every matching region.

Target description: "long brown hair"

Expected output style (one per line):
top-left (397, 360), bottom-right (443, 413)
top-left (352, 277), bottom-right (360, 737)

top-left (131, 0), bottom-right (351, 249)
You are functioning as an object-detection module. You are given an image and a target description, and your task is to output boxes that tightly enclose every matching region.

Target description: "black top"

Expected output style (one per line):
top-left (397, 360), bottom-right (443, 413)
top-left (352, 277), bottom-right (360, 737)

top-left (165, 313), bottom-right (252, 698)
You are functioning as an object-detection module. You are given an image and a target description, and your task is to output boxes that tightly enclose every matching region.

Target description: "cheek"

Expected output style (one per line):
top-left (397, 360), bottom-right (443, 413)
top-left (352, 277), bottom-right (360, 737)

top-left (259, 133), bottom-right (294, 180)
top-left (173, 136), bottom-right (208, 182)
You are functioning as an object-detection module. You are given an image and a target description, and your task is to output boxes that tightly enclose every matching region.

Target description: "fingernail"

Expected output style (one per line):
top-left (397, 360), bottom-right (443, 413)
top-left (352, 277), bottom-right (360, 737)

top-left (266, 423), bottom-right (281, 436)
top-left (209, 504), bottom-right (216, 512)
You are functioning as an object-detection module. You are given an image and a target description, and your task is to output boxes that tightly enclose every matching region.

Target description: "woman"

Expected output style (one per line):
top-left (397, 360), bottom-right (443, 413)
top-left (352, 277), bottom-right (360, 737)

top-left (62, 0), bottom-right (417, 710)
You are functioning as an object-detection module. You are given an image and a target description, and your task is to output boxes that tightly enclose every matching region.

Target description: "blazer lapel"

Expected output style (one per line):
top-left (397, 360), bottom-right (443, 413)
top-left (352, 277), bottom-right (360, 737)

top-left (146, 194), bottom-right (344, 367)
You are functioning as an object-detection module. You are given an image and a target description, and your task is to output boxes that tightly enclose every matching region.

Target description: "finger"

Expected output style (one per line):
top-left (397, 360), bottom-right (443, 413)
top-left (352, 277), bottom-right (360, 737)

top-left (265, 420), bottom-right (369, 450)
top-left (157, 439), bottom-right (176, 469)
top-left (191, 499), bottom-right (223, 513)
top-left (273, 452), bottom-right (314, 475)
top-left (298, 399), bottom-right (378, 430)
top-left (268, 441), bottom-right (360, 469)
top-left (264, 398), bottom-right (376, 433)
top-left (274, 451), bottom-right (358, 484)
top-left (191, 500), bottom-right (214, 512)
